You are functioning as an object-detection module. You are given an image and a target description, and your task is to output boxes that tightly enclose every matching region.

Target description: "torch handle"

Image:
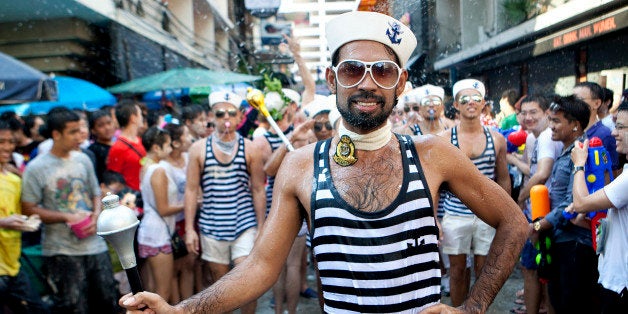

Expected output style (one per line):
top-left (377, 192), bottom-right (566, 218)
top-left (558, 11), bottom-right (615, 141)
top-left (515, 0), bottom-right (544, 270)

top-left (266, 116), bottom-right (295, 152)
top-left (125, 266), bottom-right (144, 294)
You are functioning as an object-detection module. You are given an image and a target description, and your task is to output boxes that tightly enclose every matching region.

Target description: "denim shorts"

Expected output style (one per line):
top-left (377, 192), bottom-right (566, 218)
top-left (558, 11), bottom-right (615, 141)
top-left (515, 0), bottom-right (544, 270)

top-left (520, 239), bottom-right (539, 270)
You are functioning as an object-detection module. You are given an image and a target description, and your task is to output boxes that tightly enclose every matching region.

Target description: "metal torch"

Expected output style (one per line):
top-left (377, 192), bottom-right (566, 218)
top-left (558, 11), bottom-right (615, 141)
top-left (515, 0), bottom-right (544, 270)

top-left (97, 193), bottom-right (143, 294)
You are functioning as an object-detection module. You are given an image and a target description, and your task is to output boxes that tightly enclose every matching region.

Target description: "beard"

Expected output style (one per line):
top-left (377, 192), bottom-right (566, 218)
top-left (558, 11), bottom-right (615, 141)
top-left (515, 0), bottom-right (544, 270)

top-left (337, 91), bottom-right (397, 131)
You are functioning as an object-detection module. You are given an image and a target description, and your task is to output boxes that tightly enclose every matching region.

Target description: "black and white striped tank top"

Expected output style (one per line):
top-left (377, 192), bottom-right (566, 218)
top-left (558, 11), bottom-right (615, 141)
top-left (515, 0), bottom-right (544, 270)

top-left (198, 135), bottom-right (256, 241)
top-left (443, 126), bottom-right (496, 216)
top-left (311, 134), bottom-right (441, 313)
top-left (264, 126), bottom-right (293, 212)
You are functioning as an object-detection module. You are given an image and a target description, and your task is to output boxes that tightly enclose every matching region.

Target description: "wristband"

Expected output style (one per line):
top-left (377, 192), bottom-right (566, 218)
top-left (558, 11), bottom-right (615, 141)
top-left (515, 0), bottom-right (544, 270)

top-left (573, 166), bottom-right (585, 173)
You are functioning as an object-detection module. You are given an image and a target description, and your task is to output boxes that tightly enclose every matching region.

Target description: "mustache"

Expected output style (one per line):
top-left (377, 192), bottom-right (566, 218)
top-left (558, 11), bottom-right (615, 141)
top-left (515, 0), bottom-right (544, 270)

top-left (347, 92), bottom-right (385, 104)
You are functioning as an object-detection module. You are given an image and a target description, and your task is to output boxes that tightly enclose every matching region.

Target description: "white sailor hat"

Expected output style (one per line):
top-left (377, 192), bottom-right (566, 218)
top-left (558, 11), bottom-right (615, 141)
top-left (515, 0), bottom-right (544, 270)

top-left (264, 91), bottom-right (285, 112)
top-left (209, 91), bottom-right (242, 109)
top-left (282, 88), bottom-right (301, 107)
top-left (304, 95), bottom-right (334, 119)
top-left (328, 107), bottom-right (342, 129)
top-left (452, 79), bottom-right (485, 99)
top-left (416, 84), bottom-right (445, 101)
top-left (326, 11), bottom-right (417, 67)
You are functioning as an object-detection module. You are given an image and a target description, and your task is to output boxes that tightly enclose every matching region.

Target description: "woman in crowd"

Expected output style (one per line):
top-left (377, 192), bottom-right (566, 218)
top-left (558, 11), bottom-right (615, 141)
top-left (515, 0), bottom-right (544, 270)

top-left (136, 126), bottom-right (181, 303)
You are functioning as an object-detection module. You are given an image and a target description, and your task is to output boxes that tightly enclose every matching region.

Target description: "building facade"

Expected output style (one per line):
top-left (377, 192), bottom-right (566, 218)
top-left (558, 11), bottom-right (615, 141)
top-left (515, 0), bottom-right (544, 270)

top-left (0, 0), bottom-right (249, 88)
top-left (430, 0), bottom-right (627, 104)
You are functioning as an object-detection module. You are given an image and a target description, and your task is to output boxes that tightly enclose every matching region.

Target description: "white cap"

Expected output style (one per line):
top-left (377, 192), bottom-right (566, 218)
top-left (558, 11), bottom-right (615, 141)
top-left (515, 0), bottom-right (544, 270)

top-left (304, 95), bottom-right (334, 119)
top-left (264, 91), bottom-right (285, 112)
top-left (329, 108), bottom-right (341, 128)
top-left (209, 91), bottom-right (242, 109)
top-left (415, 84), bottom-right (445, 101)
top-left (326, 11), bottom-right (417, 67)
top-left (282, 88), bottom-right (301, 107)
top-left (452, 79), bottom-right (485, 99)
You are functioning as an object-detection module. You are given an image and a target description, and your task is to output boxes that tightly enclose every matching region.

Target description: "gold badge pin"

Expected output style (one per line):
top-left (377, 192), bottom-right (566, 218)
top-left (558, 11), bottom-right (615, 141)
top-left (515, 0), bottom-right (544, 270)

top-left (333, 135), bottom-right (357, 166)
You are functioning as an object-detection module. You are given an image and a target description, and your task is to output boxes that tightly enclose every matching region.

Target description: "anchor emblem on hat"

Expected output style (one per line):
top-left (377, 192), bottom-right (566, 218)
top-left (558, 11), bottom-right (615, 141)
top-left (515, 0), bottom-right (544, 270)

top-left (473, 82), bottom-right (479, 89)
top-left (224, 93), bottom-right (230, 101)
top-left (386, 22), bottom-right (403, 45)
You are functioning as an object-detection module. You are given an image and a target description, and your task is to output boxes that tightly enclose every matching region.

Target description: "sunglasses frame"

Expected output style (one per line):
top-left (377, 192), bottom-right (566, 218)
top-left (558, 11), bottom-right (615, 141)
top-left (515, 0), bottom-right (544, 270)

top-left (332, 59), bottom-right (402, 90)
top-left (214, 109), bottom-right (238, 118)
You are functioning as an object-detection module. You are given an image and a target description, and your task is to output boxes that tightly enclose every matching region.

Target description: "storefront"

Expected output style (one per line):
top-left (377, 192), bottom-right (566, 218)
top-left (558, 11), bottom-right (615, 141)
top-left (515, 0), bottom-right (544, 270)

top-left (437, 4), bottom-right (627, 104)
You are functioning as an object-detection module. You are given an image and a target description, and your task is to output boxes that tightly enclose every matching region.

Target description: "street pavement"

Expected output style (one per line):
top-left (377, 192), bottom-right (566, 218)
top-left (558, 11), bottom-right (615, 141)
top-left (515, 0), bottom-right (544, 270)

top-left (254, 265), bottom-right (524, 313)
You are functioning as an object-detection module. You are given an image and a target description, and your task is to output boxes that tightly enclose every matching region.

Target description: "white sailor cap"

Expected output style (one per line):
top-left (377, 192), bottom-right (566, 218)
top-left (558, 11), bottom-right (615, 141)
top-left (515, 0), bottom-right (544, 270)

top-left (326, 11), bottom-right (417, 67)
top-left (209, 91), bottom-right (242, 109)
top-left (452, 79), bottom-right (485, 99)
top-left (264, 91), bottom-right (285, 112)
top-left (282, 88), bottom-right (301, 107)
top-left (415, 84), bottom-right (445, 101)
top-left (304, 95), bottom-right (335, 119)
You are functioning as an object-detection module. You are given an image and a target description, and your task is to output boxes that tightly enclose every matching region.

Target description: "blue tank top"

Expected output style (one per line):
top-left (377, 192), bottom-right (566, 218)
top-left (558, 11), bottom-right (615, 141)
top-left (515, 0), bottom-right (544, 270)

top-left (199, 135), bottom-right (256, 241)
top-left (311, 134), bottom-right (441, 313)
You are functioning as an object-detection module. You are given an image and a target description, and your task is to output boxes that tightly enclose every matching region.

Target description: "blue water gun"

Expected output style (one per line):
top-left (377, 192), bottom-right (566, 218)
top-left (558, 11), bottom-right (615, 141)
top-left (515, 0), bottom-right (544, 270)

top-left (563, 137), bottom-right (614, 219)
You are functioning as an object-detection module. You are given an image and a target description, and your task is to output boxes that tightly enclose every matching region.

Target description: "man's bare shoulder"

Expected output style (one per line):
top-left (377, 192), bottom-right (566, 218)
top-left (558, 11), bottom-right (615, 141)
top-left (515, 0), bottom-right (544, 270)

top-left (188, 138), bottom-right (208, 159)
top-left (411, 134), bottom-right (465, 171)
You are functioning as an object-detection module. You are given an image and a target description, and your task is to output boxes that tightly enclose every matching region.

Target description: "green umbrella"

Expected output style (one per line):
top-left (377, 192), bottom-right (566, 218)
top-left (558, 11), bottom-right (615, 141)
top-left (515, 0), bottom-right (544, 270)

top-left (107, 68), bottom-right (261, 94)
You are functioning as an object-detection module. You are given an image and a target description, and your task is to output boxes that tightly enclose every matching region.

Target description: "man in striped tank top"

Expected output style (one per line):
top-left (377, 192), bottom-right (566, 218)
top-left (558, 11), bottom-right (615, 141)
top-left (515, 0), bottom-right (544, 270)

top-left (439, 79), bottom-right (511, 307)
top-left (182, 91), bottom-right (267, 314)
top-left (120, 12), bottom-right (528, 314)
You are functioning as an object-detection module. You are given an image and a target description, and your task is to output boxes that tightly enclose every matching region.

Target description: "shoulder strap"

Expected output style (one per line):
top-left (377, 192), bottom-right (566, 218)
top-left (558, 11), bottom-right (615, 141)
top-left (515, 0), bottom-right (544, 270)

top-left (118, 137), bottom-right (144, 158)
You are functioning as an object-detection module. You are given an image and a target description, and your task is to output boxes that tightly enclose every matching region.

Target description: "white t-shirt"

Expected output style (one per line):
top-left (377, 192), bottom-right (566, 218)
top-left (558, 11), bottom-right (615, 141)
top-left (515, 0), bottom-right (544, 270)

top-left (137, 163), bottom-right (176, 247)
top-left (526, 128), bottom-right (563, 181)
top-left (601, 115), bottom-right (615, 131)
top-left (600, 163), bottom-right (628, 294)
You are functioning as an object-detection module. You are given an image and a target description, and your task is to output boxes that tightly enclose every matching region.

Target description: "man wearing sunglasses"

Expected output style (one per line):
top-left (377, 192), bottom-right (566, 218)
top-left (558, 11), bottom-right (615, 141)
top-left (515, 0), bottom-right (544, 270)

top-left (439, 79), bottom-right (511, 308)
top-left (182, 91), bottom-right (267, 314)
top-left (120, 11), bottom-right (527, 314)
top-left (396, 84), bottom-right (453, 136)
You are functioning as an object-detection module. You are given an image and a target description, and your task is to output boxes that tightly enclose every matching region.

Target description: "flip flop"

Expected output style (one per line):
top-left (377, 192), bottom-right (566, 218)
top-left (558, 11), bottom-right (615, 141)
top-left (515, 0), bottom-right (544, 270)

top-left (514, 297), bottom-right (525, 305)
top-left (516, 289), bottom-right (525, 298)
top-left (510, 305), bottom-right (526, 314)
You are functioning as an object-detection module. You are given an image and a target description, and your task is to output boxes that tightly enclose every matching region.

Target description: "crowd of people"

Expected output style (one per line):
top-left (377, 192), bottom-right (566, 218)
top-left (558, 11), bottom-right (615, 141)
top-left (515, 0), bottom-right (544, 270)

top-left (1, 10), bottom-right (626, 314)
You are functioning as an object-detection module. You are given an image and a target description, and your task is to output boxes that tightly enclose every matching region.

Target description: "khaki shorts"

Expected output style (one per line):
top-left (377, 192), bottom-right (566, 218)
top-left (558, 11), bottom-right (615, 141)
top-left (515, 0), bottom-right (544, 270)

top-left (200, 228), bottom-right (256, 265)
top-left (441, 214), bottom-right (495, 256)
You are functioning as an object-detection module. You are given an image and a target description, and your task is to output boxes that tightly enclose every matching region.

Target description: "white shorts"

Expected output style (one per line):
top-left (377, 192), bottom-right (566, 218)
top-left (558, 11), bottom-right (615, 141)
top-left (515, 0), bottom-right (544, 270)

top-left (200, 228), bottom-right (257, 265)
top-left (441, 214), bottom-right (495, 256)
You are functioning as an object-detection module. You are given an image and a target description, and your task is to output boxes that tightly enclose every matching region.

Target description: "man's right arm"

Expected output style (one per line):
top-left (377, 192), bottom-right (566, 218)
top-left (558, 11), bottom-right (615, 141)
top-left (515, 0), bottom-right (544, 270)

top-left (120, 145), bottom-right (312, 313)
top-left (183, 140), bottom-right (204, 254)
top-left (517, 157), bottom-right (554, 204)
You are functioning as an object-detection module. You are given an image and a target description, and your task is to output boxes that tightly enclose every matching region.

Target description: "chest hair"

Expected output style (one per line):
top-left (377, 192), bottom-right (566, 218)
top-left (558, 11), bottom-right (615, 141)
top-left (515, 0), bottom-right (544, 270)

top-left (329, 143), bottom-right (404, 213)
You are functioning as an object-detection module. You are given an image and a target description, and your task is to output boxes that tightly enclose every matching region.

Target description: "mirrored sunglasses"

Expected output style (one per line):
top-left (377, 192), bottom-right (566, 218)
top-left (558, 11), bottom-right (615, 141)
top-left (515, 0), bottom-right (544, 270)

top-left (332, 59), bottom-right (402, 90)
top-left (458, 95), bottom-right (483, 105)
top-left (420, 97), bottom-right (443, 106)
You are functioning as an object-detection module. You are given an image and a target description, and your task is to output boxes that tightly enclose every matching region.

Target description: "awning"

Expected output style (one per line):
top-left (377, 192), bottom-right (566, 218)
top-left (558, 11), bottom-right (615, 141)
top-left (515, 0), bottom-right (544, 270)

top-left (206, 1), bottom-right (234, 29)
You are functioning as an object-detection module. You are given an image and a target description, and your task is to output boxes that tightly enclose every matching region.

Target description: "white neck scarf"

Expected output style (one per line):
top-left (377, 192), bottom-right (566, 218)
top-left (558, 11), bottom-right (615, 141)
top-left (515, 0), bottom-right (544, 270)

top-left (338, 120), bottom-right (392, 151)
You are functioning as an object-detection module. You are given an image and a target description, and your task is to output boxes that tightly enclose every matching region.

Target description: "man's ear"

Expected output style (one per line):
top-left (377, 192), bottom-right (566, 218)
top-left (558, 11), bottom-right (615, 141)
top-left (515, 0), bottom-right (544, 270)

top-left (51, 129), bottom-right (61, 141)
top-left (395, 70), bottom-right (408, 96)
top-left (326, 67), bottom-right (336, 92)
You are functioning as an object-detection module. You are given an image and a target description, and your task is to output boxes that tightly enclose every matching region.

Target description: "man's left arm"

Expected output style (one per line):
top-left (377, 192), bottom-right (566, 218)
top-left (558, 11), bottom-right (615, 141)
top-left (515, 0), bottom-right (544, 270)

top-left (432, 139), bottom-right (527, 313)
top-left (492, 131), bottom-right (511, 194)
top-left (246, 140), bottom-right (267, 229)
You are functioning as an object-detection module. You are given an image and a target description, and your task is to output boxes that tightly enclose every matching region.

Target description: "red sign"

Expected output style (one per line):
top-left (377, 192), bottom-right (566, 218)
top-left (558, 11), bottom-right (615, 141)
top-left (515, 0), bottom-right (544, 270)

top-left (552, 16), bottom-right (618, 49)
